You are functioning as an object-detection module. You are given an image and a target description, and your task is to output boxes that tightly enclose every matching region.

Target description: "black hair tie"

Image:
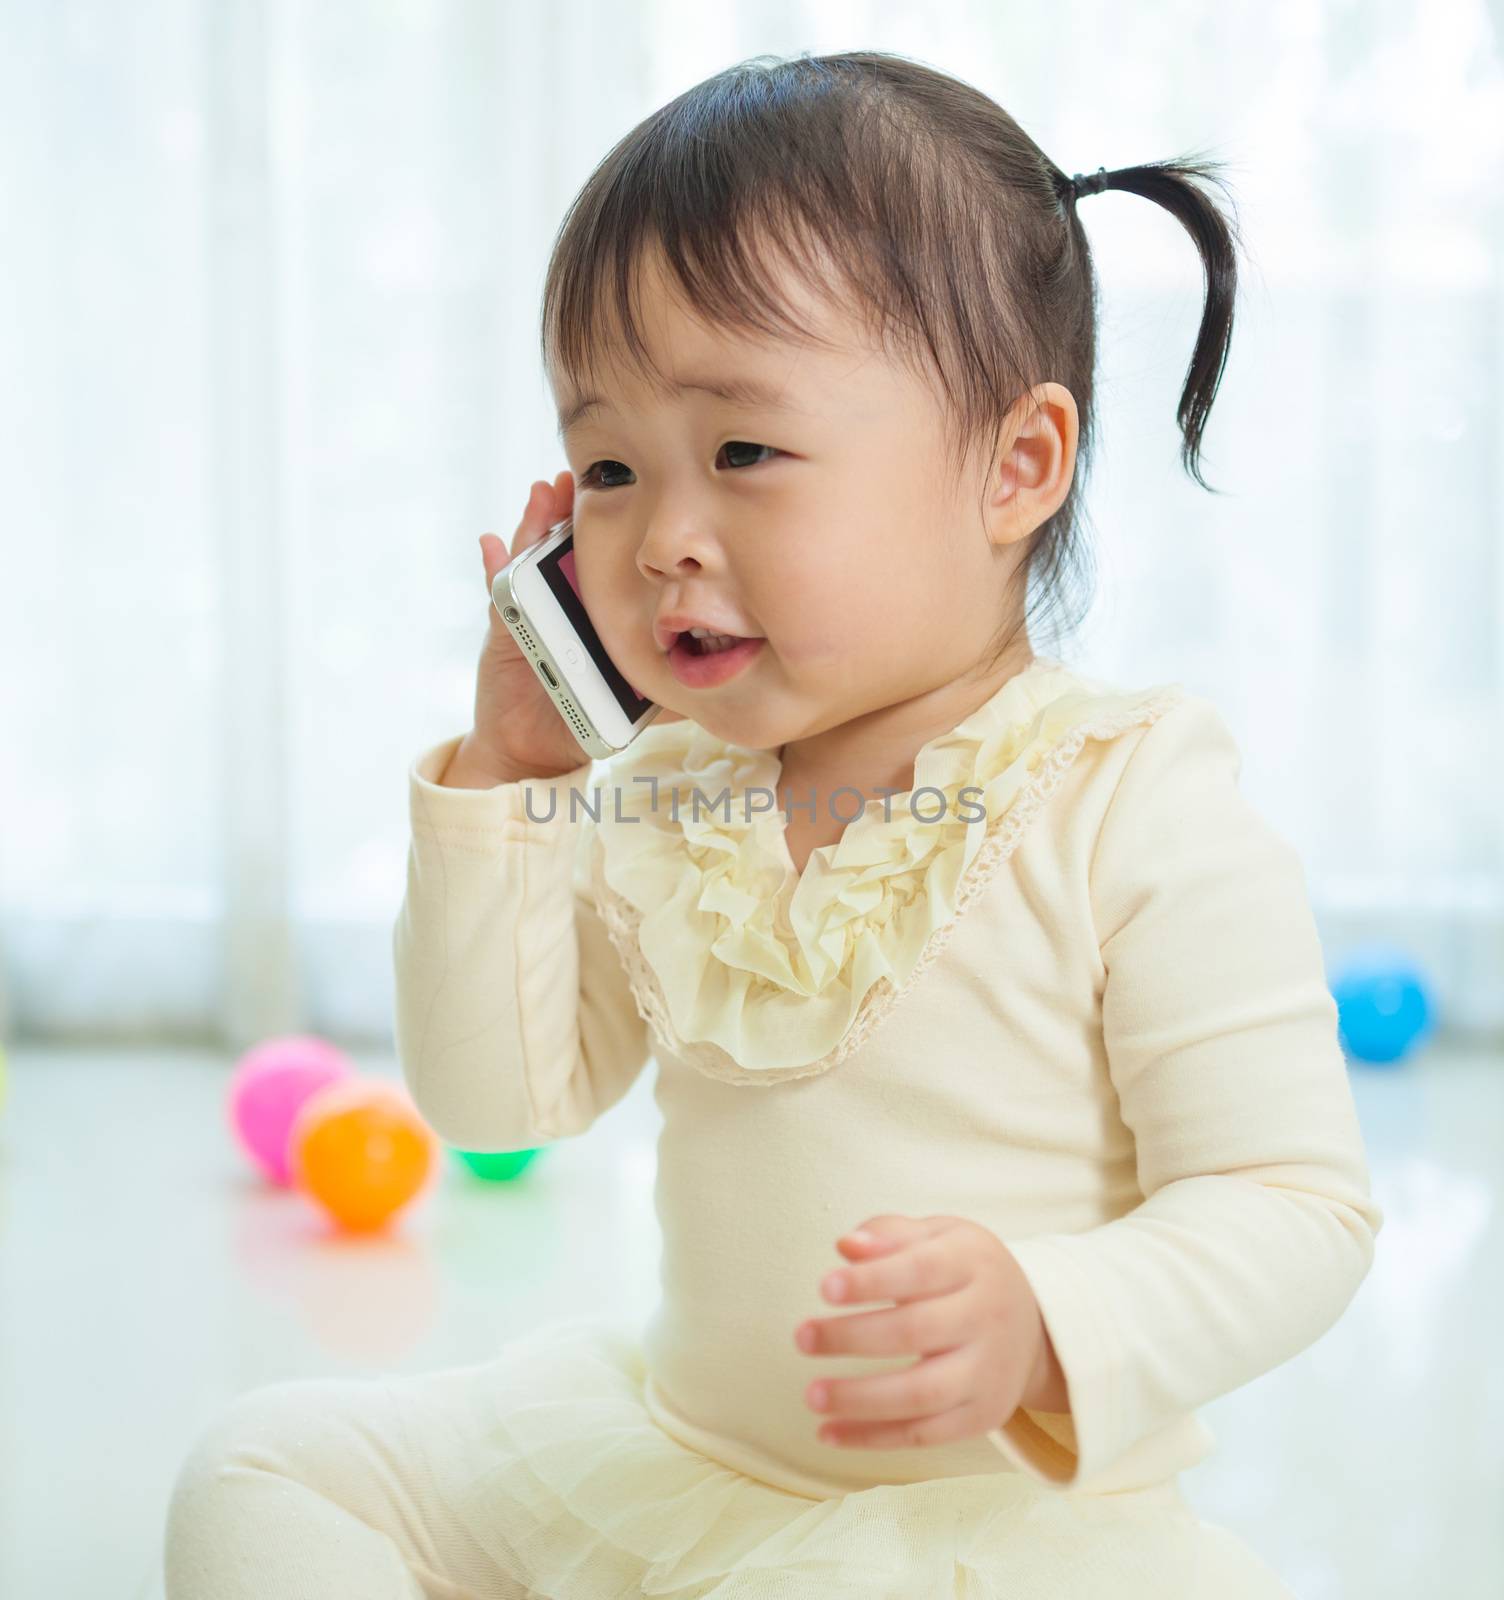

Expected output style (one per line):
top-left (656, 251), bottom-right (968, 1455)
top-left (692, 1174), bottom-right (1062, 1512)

top-left (1066, 166), bottom-right (1111, 202)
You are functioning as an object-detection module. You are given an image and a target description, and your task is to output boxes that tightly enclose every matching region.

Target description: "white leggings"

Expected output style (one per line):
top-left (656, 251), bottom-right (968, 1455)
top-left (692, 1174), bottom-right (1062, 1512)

top-left (161, 1334), bottom-right (1296, 1600)
top-left (163, 1363), bottom-right (533, 1600)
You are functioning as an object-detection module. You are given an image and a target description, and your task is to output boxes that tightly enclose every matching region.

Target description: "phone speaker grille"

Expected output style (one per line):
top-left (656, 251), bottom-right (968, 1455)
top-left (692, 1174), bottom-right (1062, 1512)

top-left (557, 694), bottom-right (589, 744)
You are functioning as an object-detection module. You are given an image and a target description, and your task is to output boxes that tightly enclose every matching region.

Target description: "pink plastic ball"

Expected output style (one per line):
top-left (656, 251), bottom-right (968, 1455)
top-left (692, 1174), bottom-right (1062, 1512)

top-left (227, 1034), bottom-right (356, 1186)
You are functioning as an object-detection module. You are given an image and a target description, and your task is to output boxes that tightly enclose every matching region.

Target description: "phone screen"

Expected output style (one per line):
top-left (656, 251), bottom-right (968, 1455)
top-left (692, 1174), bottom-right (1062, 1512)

top-left (536, 532), bottom-right (655, 721)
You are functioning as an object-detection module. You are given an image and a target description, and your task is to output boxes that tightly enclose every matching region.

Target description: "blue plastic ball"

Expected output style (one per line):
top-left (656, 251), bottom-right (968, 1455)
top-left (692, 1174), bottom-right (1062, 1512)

top-left (1329, 945), bottom-right (1436, 1066)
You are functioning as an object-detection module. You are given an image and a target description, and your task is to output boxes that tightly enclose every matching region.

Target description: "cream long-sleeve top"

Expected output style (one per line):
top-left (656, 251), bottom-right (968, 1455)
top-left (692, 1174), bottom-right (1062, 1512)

top-left (391, 654), bottom-right (1384, 1501)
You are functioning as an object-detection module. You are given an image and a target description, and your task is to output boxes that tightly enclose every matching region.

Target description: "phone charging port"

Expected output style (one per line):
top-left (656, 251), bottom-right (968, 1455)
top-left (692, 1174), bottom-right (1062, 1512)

top-left (538, 661), bottom-right (559, 689)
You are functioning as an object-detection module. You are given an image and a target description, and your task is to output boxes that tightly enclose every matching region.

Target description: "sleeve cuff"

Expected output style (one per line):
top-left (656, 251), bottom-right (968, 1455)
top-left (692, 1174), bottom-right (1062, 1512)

top-left (983, 1235), bottom-right (1120, 1490)
top-left (409, 734), bottom-right (599, 844)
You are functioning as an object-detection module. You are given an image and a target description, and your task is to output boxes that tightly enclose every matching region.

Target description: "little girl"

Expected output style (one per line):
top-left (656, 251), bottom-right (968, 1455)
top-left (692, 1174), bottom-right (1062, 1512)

top-left (164, 49), bottom-right (1383, 1599)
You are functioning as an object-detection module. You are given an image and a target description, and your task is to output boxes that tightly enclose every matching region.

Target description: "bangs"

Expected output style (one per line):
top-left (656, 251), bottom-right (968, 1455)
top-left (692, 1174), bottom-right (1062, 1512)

top-left (545, 216), bottom-right (881, 412)
top-left (537, 54), bottom-right (1017, 481)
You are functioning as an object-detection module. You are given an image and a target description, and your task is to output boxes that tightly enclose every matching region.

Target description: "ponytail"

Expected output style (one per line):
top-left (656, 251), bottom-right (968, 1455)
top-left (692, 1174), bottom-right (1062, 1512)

top-left (1057, 154), bottom-right (1243, 494)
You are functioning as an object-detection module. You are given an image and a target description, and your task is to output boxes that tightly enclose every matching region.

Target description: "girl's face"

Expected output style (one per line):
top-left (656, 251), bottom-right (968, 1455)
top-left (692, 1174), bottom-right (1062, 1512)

top-left (550, 242), bottom-right (1073, 766)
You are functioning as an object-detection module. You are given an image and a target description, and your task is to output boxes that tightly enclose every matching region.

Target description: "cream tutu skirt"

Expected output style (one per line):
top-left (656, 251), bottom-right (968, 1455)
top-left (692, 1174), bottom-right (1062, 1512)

top-left (399, 1311), bottom-right (1294, 1600)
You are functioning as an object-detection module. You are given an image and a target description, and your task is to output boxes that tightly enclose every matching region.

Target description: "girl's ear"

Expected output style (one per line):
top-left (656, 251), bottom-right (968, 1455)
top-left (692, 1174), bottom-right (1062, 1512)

top-left (984, 382), bottom-right (1078, 550)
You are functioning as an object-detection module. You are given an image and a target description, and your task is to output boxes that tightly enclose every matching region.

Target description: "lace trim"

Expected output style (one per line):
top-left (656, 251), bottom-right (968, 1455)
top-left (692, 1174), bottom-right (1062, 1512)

top-left (589, 686), bottom-right (1187, 1087)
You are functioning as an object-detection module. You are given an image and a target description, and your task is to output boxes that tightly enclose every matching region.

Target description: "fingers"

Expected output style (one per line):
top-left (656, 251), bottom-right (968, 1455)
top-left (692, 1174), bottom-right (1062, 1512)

top-left (797, 1285), bottom-right (976, 1362)
top-left (510, 480), bottom-right (553, 559)
top-left (822, 1230), bottom-right (970, 1307)
top-left (479, 475), bottom-right (571, 589)
top-left (835, 1215), bottom-right (937, 1260)
top-left (793, 1228), bottom-right (976, 1361)
top-left (817, 1397), bottom-right (983, 1450)
top-left (794, 1215), bottom-right (1011, 1449)
top-left (807, 1344), bottom-right (975, 1429)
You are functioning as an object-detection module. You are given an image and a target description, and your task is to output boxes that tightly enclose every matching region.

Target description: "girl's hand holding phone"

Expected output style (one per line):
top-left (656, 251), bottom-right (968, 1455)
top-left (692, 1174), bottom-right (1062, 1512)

top-left (444, 472), bottom-right (686, 788)
top-left (446, 474), bottom-right (593, 787)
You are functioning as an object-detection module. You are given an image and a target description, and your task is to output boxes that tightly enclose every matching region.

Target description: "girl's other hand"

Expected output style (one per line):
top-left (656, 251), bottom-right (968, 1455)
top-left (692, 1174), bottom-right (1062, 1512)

top-left (791, 1213), bottom-right (1066, 1449)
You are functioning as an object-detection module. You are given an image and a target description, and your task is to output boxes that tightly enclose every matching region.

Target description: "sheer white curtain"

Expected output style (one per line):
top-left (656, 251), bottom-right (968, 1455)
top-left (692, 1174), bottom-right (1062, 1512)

top-left (2, 0), bottom-right (1500, 1048)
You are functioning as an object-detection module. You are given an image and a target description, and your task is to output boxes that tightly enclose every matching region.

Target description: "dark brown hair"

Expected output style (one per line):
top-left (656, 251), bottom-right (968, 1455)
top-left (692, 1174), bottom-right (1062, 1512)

top-left (540, 49), bottom-right (1244, 666)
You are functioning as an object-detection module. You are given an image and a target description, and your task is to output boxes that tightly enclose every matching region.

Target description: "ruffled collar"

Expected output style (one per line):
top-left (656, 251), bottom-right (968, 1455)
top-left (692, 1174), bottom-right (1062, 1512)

top-left (587, 655), bottom-right (1183, 1083)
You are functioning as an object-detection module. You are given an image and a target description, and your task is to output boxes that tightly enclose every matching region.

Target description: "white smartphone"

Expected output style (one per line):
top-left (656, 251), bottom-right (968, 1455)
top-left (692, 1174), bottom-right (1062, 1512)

top-left (490, 516), bottom-right (665, 759)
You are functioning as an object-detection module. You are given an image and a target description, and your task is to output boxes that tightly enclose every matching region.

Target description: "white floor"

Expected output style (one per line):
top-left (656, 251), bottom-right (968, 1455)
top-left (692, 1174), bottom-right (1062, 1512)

top-left (0, 1040), bottom-right (1498, 1599)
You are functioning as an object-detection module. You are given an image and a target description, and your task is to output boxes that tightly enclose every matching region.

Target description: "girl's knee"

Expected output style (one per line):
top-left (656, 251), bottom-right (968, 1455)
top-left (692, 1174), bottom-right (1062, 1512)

top-left (163, 1377), bottom-right (431, 1599)
top-left (169, 1376), bottom-right (371, 1506)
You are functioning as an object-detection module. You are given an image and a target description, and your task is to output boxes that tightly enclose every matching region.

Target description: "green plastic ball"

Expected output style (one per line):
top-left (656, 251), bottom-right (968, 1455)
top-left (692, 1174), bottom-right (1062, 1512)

top-left (452, 1146), bottom-right (541, 1181)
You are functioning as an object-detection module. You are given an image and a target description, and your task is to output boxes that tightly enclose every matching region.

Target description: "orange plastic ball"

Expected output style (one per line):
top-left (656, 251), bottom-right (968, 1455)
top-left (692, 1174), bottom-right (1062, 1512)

top-left (288, 1080), bottom-right (439, 1233)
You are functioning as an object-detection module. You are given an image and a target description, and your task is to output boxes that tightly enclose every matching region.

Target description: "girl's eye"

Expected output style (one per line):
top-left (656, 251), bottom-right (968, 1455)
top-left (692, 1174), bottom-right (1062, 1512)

top-left (576, 441), bottom-right (781, 490)
top-left (719, 440), bottom-right (780, 472)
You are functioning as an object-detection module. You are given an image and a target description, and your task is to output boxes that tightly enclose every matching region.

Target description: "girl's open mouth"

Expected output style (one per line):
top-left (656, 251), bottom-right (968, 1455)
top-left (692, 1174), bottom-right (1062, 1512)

top-left (667, 632), bottom-right (765, 687)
